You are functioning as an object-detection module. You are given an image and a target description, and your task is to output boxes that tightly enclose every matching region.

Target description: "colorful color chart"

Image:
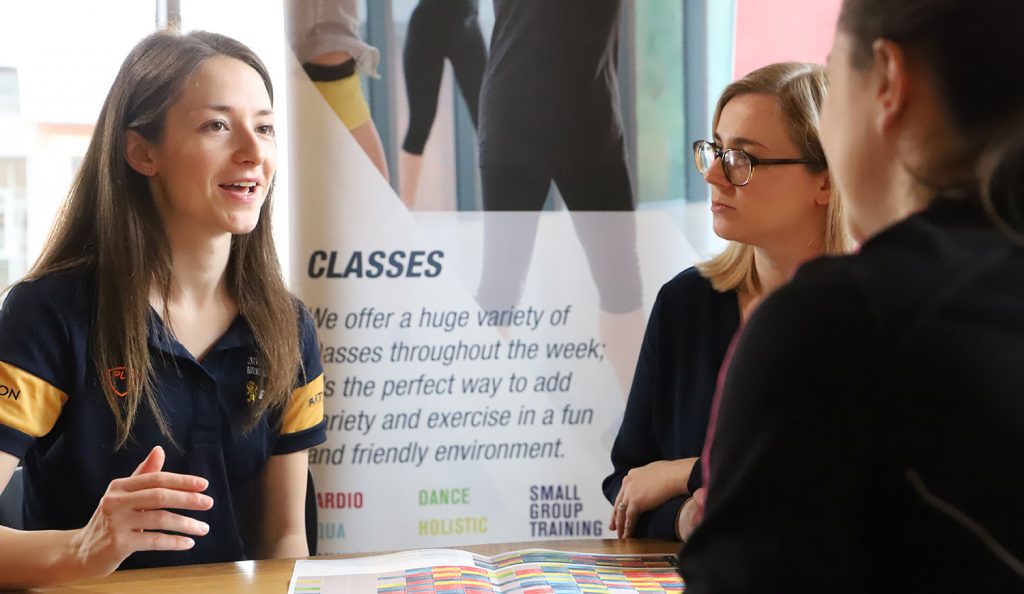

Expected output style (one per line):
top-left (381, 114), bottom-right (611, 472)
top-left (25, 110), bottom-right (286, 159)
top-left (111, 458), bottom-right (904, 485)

top-left (373, 551), bottom-right (683, 593)
top-left (379, 565), bottom-right (494, 594)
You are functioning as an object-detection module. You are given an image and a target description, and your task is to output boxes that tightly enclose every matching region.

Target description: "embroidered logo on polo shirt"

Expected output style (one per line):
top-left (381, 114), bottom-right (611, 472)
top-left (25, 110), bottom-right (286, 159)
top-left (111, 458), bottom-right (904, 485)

top-left (245, 380), bottom-right (264, 403)
top-left (246, 355), bottom-right (266, 377)
top-left (245, 355), bottom-right (266, 403)
top-left (107, 366), bottom-right (128, 398)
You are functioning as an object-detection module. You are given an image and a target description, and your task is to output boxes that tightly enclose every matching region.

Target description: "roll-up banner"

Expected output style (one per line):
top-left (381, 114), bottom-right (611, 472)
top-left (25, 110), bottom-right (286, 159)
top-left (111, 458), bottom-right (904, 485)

top-left (285, 1), bottom-right (702, 554)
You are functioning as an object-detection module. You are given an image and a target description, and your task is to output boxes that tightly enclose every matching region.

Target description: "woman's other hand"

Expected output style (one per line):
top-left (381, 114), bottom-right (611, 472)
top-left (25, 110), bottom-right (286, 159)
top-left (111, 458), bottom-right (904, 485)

top-left (610, 457), bottom-right (696, 538)
top-left (677, 487), bottom-right (706, 543)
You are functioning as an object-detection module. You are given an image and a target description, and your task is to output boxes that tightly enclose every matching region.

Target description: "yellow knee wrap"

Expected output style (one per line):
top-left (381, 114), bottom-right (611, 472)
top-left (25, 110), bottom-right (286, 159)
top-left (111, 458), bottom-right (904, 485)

top-left (314, 74), bottom-right (372, 130)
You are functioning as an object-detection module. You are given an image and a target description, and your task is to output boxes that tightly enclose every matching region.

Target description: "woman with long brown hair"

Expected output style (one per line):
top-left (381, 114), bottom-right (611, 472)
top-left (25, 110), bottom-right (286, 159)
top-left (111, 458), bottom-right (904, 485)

top-left (0, 30), bottom-right (325, 588)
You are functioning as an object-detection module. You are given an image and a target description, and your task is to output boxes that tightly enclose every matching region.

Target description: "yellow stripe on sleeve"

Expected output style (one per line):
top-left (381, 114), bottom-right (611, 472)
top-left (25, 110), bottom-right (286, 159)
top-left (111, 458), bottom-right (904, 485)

top-left (282, 373), bottom-right (325, 434)
top-left (0, 360), bottom-right (69, 438)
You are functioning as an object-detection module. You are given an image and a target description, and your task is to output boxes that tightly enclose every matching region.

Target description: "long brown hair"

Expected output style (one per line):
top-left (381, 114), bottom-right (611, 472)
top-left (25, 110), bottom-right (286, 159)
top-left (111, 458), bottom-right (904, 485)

top-left (698, 62), bottom-right (852, 294)
top-left (838, 0), bottom-right (1024, 239)
top-left (25, 30), bottom-right (301, 448)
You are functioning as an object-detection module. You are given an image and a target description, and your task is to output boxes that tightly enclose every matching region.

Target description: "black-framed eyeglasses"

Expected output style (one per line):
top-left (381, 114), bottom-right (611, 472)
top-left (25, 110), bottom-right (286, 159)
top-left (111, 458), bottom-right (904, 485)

top-left (693, 140), bottom-right (818, 187)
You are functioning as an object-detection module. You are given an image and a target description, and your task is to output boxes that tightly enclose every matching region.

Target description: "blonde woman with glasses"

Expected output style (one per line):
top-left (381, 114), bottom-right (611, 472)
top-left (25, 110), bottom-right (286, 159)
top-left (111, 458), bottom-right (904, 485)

top-left (604, 61), bottom-right (851, 541)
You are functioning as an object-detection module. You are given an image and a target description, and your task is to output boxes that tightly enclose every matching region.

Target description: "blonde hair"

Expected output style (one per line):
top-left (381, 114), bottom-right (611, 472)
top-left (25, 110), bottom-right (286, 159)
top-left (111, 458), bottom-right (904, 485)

top-left (697, 62), bottom-right (853, 294)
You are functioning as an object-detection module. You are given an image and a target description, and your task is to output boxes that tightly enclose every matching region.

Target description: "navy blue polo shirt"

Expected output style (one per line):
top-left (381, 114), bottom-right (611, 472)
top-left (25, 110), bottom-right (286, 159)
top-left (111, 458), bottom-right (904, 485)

top-left (0, 269), bottom-right (326, 569)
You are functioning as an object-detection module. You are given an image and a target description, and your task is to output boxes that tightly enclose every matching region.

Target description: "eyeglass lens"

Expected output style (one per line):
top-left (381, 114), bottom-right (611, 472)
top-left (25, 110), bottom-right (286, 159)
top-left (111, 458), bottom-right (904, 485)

top-left (695, 142), bottom-right (753, 185)
top-left (722, 150), bottom-right (752, 185)
top-left (695, 142), bottom-right (716, 174)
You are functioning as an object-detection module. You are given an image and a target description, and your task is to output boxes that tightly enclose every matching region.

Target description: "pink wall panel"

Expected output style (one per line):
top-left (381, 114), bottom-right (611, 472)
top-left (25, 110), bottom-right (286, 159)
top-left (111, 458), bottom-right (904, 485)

top-left (733, 0), bottom-right (842, 78)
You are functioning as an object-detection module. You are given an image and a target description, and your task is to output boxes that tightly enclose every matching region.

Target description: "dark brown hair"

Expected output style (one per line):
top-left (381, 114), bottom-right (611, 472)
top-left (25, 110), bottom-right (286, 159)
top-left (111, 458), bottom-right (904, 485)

top-left (26, 30), bottom-right (301, 447)
top-left (838, 0), bottom-right (1024, 235)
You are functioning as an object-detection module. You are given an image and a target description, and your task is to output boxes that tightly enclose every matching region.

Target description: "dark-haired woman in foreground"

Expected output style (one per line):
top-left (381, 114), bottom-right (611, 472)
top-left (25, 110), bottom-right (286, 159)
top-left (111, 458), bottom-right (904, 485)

top-left (679, 1), bottom-right (1024, 591)
top-left (0, 31), bottom-right (325, 588)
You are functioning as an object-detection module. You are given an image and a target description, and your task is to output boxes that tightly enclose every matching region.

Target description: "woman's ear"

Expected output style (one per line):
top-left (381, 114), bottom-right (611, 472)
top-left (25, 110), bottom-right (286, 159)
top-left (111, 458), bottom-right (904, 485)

top-left (815, 172), bottom-right (832, 206)
top-left (125, 130), bottom-right (158, 176)
top-left (871, 39), bottom-right (909, 135)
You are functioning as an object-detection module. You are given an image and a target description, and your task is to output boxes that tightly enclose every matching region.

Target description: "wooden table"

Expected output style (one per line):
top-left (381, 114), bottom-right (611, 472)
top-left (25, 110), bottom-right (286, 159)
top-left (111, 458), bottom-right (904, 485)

top-left (26, 539), bottom-right (680, 593)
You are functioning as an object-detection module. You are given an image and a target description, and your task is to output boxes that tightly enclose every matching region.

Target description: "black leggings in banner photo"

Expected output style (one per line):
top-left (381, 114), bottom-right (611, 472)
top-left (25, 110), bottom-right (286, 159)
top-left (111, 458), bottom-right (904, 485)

top-left (475, 154), bottom-right (645, 399)
top-left (475, 154), bottom-right (643, 316)
top-left (401, 0), bottom-right (486, 155)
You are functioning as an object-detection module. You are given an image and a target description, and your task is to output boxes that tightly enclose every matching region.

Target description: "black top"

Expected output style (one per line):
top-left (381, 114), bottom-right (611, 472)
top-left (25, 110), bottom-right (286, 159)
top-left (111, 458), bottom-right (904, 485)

top-left (416, 0), bottom-right (477, 16)
top-left (478, 0), bottom-right (625, 169)
top-left (0, 269), bottom-right (327, 569)
top-left (678, 198), bottom-right (1024, 592)
top-left (603, 267), bottom-right (739, 539)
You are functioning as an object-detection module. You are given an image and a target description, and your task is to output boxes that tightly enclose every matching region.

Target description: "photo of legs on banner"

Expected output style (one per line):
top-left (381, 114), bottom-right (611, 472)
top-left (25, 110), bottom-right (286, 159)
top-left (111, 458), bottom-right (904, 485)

top-left (476, 0), bottom-right (644, 399)
top-left (286, 0), bottom-right (390, 180)
top-left (399, 0), bottom-right (487, 209)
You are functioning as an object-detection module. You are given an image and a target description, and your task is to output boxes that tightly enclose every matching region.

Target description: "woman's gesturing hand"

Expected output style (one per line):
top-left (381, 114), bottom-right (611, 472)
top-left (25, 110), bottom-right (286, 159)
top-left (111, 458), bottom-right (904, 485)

top-left (68, 446), bottom-right (213, 578)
